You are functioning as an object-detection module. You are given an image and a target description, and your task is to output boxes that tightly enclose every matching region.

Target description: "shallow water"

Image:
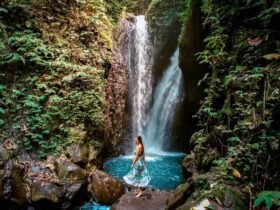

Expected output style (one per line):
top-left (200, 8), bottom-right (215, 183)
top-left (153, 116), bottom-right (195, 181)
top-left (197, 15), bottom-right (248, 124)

top-left (80, 202), bottom-right (110, 210)
top-left (103, 153), bottom-right (185, 191)
top-left (79, 153), bottom-right (185, 209)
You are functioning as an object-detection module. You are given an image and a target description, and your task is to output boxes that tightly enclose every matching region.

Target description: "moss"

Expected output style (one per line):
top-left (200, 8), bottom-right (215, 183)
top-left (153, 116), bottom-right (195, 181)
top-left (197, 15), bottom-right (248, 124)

top-left (0, 0), bottom-right (114, 158)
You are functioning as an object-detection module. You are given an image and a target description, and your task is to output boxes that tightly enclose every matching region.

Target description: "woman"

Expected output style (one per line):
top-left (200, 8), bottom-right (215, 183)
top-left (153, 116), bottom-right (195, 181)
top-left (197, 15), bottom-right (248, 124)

top-left (123, 136), bottom-right (151, 197)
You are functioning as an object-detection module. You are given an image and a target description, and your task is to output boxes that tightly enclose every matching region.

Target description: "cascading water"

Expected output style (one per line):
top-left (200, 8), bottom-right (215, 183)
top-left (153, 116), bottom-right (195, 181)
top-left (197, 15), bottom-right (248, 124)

top-left (127, 16), bottom-right (183, 154)
top-left (80, 14), bottom-right (185, 210)
top-left (128, 15), bottom-right (153, 143)
top-left (144, 49), bottom-right (183, 153)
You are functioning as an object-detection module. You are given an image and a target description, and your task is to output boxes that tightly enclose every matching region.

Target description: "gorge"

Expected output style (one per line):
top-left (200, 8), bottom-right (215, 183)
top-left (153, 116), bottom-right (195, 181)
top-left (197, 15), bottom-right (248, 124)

top-left (1, 0), bottom-right (280, 210)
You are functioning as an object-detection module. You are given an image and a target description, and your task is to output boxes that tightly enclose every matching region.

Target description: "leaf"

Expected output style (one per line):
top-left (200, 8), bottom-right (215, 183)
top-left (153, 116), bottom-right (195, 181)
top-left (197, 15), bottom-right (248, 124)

top-left (253, 191), bottom-right (280, 210)
top-left (0, 7), bottom-right (8, 14)
top-left (0, 107), bottom-right (5, 114)
top-left (263, 53), bottom-right (280, 61)
top-left (247, 37), bottom-right (262, 46)
top-left (227, 137), bottom-right (241, 143)
top-left (232, 169), bottom-right (241, 178)
top-left (207, 204), bottom-right (215, 210)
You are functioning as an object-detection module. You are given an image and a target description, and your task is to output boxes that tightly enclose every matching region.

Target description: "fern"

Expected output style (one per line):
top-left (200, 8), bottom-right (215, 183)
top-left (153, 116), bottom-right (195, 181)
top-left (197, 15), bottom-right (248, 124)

top-left (253, 191), bottom-right (280, 210)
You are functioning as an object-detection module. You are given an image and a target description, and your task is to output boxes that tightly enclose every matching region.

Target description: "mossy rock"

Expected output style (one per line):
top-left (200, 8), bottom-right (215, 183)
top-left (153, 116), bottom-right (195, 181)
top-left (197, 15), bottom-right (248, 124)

top-left (0, 145), bottom-right (9, 162)
top-left (56, 161), bottom-right (87, 184)
top-left (165, 181), bottom-right (194, 210)
top-left (212, 186), bottom-right (247, 210)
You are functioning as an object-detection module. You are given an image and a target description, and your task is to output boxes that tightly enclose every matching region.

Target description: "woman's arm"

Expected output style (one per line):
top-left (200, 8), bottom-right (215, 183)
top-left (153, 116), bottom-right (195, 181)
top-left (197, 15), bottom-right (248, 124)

top-left (131, 146), bottom-right (140, 168)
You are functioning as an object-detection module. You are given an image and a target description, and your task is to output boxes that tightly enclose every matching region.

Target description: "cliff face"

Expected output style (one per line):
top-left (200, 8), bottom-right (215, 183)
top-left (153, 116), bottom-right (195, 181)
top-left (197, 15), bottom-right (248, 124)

top-left (0, 0), bottom-right (113, 159)
top-left (172, 0), bottom-right (208, 149)
top-left (104, 15), bottom-right (133, 156)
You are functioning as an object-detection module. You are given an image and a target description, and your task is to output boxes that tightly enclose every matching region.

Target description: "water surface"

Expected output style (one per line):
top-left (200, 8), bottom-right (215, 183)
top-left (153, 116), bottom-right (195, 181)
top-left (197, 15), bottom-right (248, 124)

top-left (103, 153), bottom-right (185, 191)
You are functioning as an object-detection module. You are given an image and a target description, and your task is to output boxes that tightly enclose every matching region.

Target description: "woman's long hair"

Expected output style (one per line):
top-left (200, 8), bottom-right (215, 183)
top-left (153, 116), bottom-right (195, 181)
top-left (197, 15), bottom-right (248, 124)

top-left (137, 135), bottom-right (145, 154)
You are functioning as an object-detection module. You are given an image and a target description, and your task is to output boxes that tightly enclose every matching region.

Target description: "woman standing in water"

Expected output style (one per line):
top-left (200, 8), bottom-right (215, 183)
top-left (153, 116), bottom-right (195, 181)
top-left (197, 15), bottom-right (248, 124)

top-left (123, 136), bottom-right (151, 197)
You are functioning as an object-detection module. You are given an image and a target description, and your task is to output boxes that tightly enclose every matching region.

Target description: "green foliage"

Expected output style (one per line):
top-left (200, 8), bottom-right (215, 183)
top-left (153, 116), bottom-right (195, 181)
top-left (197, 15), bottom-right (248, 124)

top-left (104, 0), bottom-right (135, 23)
top-left (0, 30), bottom-right (56, 67)
top-left (189, 0), bottom-right (280, 195)
top-left (253, 191), bottom-right (280, 210)
top-left (0, 0), bottom-right (109, 159)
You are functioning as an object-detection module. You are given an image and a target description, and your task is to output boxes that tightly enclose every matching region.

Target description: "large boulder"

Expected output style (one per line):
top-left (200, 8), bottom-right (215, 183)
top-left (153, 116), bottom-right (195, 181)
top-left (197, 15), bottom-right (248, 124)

top-left (90, 169), bottom-right (125, 205)
top-left (31, 181), bottom-right (63, 204)
top-left (56, 160), bottom-right (87, 183)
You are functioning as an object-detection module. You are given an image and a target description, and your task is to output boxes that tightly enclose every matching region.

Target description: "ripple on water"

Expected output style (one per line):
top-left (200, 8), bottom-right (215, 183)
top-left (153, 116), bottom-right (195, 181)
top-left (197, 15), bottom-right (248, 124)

top-left (80, 153), bottom-right (185, 209)
top-left (103, 153), bottom-right (185, 191)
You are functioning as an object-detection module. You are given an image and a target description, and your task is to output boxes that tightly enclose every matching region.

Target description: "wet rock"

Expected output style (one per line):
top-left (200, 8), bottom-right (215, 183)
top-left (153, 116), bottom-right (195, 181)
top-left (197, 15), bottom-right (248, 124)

top-left (165, 182), bottom-right (194, 210)
top-left (31, 181), bottom-right (63, 203)
top-left (66, 144), bottom-right (89, 167)
top-left (64, 181), bottom-right (84, 200)
top-left (112, 189), bottom-right (170, 210)
top-left (90, 169), bottom-right (124, 205)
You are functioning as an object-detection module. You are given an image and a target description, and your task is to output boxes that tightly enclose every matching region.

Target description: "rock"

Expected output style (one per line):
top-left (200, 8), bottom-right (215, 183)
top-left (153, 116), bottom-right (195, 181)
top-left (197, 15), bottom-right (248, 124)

top-left (64, 181), bottom-right (84, 201)
top-left (0, 160), bottom-right (5, 198)
top-left (88, 145), bottom-right (100, 165)
top-left (10, 161), bottom-right (27, 205)
top-left (56, 161), bottom-right (87, 183)
top-left (104, 15), bottom-right (131, 155)
top-left (31, 181), bottom-right (63, 203)
top-left (165, 182), bottom-right (194, 210)
top-left (0, 145), bottom-right (9, 162)
top-left (90, 169), bottom-right (124, 205)
top-left (66, 144), bottom-right (89, 167)
top-left (60, 180), bottom-right (87, 209)
top-left (112, 189), bottom-right (170, 210)
top-left (174, 185), bottom-right (247, 210)
top-left (182, 152), bottom-right (197, 178)
top-left (212, 186), bottom-right (247, 210)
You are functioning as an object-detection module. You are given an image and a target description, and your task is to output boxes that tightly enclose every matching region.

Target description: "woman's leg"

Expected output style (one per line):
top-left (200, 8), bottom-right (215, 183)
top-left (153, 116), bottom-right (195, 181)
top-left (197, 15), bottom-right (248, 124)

top-left (135, 187), bottom-right (143, 197)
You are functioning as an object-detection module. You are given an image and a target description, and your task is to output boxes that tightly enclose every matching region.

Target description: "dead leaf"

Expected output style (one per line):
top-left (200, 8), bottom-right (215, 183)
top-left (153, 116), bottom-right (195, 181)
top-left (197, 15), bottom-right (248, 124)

top-left (263, 53), bottom-right (280, 61)
top-left (233, 168), bottom-right (241, 179)
top-left (247, 37), bottom-right (262, 46)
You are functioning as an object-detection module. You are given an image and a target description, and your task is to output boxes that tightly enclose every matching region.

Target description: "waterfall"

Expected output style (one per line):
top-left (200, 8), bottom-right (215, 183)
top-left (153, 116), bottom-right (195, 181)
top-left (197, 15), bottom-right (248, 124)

top-left (128, 15), bottom-right (154, 143)
top-left (127, 16), bottom-right (183, 154)
top-left (143, 49), bottom-right (183, 153)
